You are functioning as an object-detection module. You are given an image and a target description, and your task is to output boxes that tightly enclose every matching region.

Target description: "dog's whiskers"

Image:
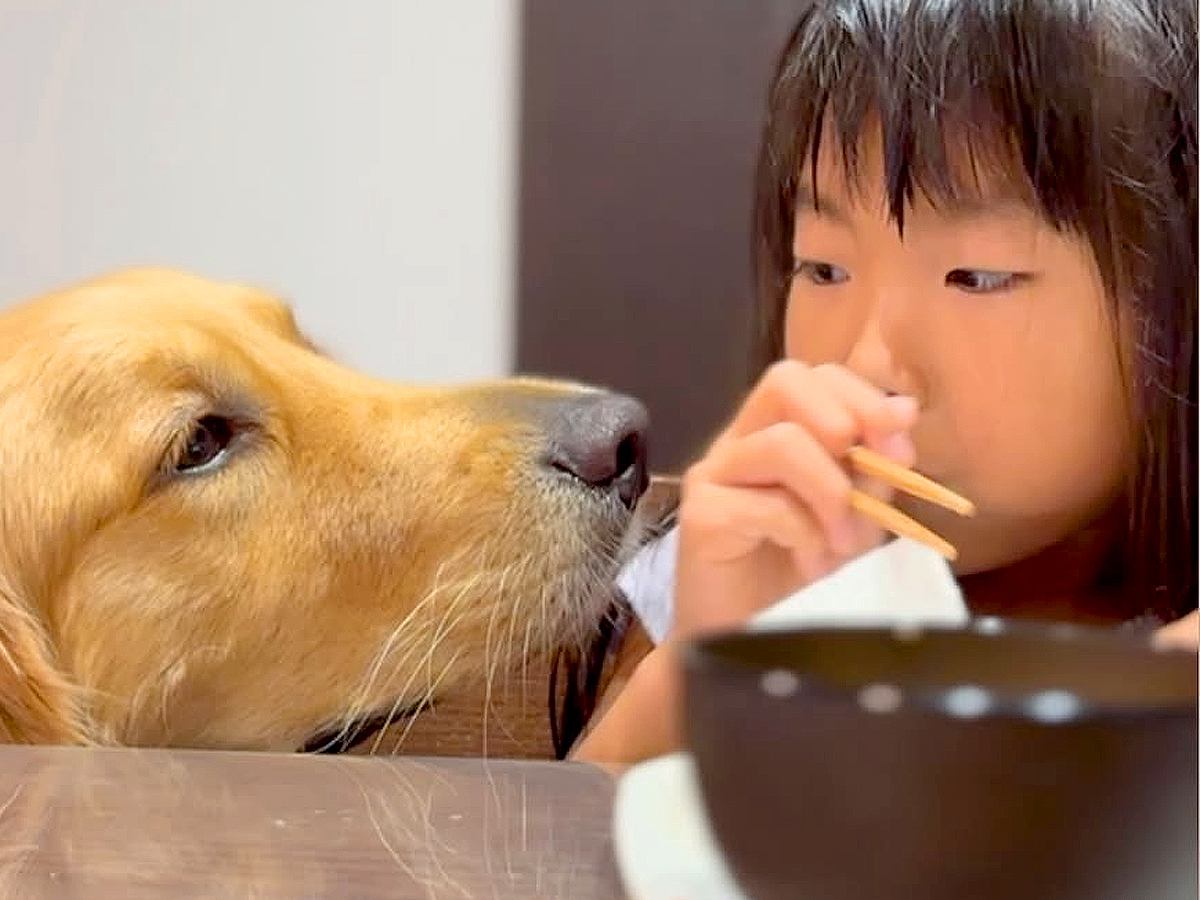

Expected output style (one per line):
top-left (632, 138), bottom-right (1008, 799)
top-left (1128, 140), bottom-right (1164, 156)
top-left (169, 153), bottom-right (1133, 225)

top-left (363, 571), bottom-right (485, 755)
top-left (357, 533), bottom-right (511, 752)
top-left (319, 572), bottom-right (471, 753)
top-left (320, 493), bottom-right (633, 757)
top-left (387, 647), bottom-right (464, 755)
top-left (338, 538), bottom-right (497, 728)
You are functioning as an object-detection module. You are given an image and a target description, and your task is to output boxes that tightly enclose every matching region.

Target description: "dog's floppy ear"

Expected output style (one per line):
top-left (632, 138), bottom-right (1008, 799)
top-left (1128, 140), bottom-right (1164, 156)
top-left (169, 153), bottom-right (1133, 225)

top-left (0, 294), bottom-right (94, 745)
top-left (0, 568), bottom-right (88, 744)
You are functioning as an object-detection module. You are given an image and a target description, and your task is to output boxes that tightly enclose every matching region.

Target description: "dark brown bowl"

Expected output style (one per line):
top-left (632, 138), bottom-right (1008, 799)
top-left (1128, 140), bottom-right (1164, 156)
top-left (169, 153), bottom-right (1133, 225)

top-left (683, 621), bottom-right (1198, 900)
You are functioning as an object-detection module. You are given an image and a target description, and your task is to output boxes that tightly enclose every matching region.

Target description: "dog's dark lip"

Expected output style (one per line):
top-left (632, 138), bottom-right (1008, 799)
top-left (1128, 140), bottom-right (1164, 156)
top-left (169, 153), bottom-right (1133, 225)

top-left (302, 699), bottom-right (430, 755)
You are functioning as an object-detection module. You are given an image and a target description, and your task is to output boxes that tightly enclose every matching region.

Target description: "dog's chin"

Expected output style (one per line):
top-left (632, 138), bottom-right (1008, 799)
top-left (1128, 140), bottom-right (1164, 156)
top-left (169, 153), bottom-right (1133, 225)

top-left (294, 502), bottom-right (647, 757)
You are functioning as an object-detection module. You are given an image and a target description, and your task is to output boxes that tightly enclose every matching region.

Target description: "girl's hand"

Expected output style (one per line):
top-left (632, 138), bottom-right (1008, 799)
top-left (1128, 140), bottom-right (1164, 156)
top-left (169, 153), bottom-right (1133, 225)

top-left (672, 360), bottom-right (918, 640)
top-left (573, 362), bottom-right (918, 764)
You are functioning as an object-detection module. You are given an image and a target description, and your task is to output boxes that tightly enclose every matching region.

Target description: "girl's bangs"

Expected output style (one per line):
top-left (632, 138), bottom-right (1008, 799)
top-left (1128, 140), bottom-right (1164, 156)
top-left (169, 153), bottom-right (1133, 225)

top-left (766, 0), bottom-right (1175, 242)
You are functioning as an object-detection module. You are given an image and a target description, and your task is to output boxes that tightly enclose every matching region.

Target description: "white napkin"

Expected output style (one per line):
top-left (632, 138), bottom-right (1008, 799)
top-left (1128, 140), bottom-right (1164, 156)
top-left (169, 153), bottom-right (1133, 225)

top-left (616, 526), bottom-right (680, 643)
top-left (618, 531), bottom-right (968, 642)
top-left (612, 536), bottom-right (968, 900)
top-left (748, 534), bottom-right (968, 630)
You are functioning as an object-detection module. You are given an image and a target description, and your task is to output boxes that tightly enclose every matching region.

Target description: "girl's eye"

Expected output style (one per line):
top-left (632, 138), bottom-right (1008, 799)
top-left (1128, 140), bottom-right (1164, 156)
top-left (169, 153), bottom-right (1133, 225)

top-left (945, 269), bottom-right (1024, 294)
top-left (792, 260), bottom-right (849, 286)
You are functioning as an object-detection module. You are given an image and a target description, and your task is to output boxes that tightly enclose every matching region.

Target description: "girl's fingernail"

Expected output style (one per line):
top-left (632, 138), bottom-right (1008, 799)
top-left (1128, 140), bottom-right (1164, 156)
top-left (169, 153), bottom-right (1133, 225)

top-left (883, 395), bottom-right (920, 423)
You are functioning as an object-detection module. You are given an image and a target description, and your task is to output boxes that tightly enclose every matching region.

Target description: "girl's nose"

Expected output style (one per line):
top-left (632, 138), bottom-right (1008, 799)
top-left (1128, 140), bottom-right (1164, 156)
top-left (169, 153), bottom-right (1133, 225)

top-left (844, 308), bottom-right (902, 393)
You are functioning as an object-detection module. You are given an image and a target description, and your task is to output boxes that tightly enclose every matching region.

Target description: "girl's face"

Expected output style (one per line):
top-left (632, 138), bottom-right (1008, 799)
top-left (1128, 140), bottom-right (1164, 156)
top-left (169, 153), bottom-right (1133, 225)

top-left (785, 136), bottom-right (1132, 574)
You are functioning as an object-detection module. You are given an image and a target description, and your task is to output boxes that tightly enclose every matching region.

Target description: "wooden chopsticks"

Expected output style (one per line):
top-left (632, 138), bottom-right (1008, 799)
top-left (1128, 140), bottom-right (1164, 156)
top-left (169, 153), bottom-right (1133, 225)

top-left (845, 447), bottom-right (974, 516)
top-left (845, 446), bottom-right (974, 561)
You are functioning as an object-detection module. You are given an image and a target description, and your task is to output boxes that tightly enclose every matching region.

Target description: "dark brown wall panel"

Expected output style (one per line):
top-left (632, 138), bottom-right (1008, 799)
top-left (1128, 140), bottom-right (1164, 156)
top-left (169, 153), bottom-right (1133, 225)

top-left (516, 1), bottom-right (801, 470)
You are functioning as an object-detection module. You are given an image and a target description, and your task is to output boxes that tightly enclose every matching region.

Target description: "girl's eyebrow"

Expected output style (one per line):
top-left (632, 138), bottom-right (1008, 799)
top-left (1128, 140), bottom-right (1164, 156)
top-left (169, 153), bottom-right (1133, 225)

top-left (931, 195), bottom-right (1035, 224)
top-left (795, 185), bottom-right (851, 226)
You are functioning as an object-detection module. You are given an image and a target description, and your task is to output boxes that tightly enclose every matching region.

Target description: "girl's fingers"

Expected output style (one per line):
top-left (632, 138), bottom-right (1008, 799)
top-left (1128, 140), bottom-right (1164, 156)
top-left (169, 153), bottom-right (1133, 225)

top-left (695, 422), bottom-right (857, 554)
top-left (845, 473), bottom-right (893, 551)
top-left (671, 361), bottom-right (925, 639)
top-left (717, 360), bottom-right (918, 454)
top-left (808, 364), bottom-right (919, 448)
top-left (677, 479), bottom-right (826, 565)
top-left (674, 481), bottom-right (830, 635)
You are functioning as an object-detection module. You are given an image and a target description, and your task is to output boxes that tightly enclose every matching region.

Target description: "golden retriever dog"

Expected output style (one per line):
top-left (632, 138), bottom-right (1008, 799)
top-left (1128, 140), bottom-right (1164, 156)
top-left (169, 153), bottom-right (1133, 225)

top-left (0, 268), bottom-right (650, 753)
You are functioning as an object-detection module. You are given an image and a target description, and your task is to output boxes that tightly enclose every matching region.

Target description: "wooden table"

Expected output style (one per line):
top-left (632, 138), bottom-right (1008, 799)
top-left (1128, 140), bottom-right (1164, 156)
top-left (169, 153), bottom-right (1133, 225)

top-left (0, 745), bottom-right (626, 899)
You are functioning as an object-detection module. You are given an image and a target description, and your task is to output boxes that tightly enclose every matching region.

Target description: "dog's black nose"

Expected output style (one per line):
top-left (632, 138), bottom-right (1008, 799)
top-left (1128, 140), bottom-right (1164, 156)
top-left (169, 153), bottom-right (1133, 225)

top-left (544, 391), bottom-right (649, 510)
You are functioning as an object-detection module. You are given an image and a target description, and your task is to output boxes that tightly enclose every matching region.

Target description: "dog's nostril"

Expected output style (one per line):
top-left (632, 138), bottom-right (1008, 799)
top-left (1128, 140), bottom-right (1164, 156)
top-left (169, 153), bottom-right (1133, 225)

top-left (614, 433), bottom-right (639, 480)
top-left (543, 392), bottom-right (650, 510)
top-left (611, 432), bottom-right (647, 510)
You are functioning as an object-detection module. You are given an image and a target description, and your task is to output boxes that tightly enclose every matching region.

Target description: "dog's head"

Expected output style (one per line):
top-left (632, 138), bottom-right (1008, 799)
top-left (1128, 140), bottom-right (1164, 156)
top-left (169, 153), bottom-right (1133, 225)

top-left (0, 269), bottom-right (648, 750)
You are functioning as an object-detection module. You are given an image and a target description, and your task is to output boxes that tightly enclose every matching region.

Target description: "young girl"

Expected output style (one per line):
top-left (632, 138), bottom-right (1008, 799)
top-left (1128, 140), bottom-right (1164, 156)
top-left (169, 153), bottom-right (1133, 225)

top-left (574, 0), bottom-right (1197, 763)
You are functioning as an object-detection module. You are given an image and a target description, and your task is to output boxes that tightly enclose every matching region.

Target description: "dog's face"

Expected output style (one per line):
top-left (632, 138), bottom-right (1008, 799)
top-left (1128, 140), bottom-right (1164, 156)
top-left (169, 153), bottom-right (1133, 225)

top-left (0, 269), bottom-right (647, 750)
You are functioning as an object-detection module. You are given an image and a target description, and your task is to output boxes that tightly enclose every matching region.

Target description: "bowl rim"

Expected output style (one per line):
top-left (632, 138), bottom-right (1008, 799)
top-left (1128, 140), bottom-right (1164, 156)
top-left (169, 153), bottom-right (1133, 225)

top-left (683, 618), bottom-right (1199, 725)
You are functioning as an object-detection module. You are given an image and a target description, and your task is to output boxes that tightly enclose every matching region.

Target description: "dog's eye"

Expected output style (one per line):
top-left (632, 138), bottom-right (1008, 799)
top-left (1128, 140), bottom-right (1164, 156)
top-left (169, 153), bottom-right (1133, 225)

top-left (177, 415), bottom-right (234, 473)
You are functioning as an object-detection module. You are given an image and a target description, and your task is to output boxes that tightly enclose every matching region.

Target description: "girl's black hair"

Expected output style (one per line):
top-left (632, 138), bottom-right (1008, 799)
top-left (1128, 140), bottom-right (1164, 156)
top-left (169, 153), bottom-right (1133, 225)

top-left (548, 596), bottom-right (631, 759)
top-left (753, 0), bottom-right (1197, 622)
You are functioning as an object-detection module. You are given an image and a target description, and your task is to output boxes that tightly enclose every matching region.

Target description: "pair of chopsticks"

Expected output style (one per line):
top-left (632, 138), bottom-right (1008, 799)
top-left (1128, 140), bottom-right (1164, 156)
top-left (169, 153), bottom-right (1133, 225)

top-left (646, 447), bottom-right (974, 561)
top-left (846, 446), bottom-right (974, 561)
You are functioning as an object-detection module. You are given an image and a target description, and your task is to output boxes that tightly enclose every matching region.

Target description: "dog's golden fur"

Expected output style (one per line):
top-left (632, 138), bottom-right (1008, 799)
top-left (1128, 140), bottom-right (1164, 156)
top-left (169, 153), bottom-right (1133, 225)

top-left (0, 268), bottom-right (638, 751)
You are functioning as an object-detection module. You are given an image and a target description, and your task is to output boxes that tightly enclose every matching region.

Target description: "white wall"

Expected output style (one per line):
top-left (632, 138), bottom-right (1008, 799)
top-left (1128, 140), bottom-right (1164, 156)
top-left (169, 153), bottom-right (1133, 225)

top-left (0, 0), bottom-right (519, 382)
